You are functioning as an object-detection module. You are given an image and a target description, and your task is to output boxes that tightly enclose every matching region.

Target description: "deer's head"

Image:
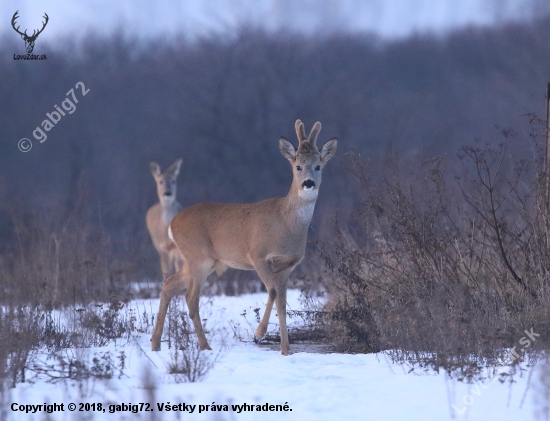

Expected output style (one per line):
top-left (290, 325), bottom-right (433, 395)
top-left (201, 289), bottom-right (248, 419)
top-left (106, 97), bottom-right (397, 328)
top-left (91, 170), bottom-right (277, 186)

top-left (150, 159), bottom-right (182, 207)
top-left (279, 120), bottom-right (337, 201)
top-left (11, 11), bottom-right (49, 54)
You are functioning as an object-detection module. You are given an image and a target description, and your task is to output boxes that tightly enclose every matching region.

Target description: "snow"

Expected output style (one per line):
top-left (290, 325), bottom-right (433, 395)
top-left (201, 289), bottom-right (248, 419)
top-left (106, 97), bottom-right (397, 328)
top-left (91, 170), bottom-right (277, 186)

top-left (4, 289), bottom-right (543, 420)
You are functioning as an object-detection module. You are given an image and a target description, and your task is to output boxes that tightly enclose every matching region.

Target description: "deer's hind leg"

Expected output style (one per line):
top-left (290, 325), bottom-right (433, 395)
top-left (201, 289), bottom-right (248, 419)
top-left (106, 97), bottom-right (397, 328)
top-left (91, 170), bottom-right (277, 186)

top-left (151, 264), bottom-right (191, 351)
top-left (169, 247), bottom-right (183, 273)
top-left (185, 261), bottom-right (214, 350)
top-left (159, 249), bottom-right (171, 276)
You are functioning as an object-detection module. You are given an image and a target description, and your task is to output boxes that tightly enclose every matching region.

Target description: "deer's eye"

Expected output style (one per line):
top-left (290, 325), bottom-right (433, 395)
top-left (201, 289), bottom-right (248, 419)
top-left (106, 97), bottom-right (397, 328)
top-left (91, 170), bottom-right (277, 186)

top-left (160, 180), bottom-right (164, 185)
top-left (315, 165), bottom-right (321, 171)
top-left (296, 166), bottom-right (302, 171)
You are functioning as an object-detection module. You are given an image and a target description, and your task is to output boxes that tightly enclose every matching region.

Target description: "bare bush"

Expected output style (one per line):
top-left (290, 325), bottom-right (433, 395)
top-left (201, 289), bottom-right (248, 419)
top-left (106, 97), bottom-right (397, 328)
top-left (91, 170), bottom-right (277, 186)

top-left (77, 301), bottom-right (130, 346)
top-left (0, 305), bottom-right (43, 387)
top-left (0, 198), bottom-right (129, 307)
top-left (166, 297), bottom-right (223, 382)
top-left (28, 349), bottom-right (126, 383)
top-left (312, 122), bottom-right (550, 376)
top-left (0, 297), bottom-right (138, 389)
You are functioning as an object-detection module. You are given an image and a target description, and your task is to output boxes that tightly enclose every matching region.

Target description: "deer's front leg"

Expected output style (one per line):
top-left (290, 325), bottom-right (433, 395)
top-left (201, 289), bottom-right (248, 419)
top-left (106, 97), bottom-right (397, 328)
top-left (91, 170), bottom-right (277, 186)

top-left (254, 259), bottom-right (292, 355)
top-left (253, 260), bottom-right (278, 343)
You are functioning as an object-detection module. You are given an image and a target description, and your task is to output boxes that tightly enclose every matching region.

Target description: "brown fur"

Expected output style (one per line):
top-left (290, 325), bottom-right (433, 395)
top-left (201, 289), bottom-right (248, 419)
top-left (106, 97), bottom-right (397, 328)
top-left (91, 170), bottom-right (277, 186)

top-left (151, 121), bottom-right (337, 355)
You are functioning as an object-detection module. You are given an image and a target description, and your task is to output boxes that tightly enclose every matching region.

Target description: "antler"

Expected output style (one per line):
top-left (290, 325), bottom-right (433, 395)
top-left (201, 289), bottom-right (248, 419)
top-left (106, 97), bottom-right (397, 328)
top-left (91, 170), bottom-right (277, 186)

top-left (11, 11), bottom-right (25, 37)
top-left (295, 119), bottom-right (307, 143)
top-left (307, 121), bottom-right (322, 146)
top-left (12, 11), bottom-right (49, 40)
top-left (295, 120), bottom-right (322, 147)
top-left (36, 12), bottom-right (50, 36)
top-left (32, 13), bottom-right (49, 39)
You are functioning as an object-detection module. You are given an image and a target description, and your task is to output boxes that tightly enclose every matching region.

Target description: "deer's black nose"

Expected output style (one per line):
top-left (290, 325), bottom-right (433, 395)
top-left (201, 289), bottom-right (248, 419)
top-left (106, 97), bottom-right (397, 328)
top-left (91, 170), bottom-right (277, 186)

top-left (302, 180), bottom-right (315, 189)
top-left (164, 192), bottom-right (172, 197)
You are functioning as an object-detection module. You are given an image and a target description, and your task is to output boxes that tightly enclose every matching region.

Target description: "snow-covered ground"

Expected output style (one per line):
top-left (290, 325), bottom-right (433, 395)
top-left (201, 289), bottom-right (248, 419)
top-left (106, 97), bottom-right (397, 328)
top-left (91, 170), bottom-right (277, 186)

top-left (4, 289), bottom-right (544, 420)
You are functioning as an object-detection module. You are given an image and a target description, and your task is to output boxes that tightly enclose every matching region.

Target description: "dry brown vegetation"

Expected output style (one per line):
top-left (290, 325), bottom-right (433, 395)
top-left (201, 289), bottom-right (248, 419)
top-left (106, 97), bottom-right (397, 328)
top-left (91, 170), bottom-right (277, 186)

top-left (309, 120), bottom-right (549, 378)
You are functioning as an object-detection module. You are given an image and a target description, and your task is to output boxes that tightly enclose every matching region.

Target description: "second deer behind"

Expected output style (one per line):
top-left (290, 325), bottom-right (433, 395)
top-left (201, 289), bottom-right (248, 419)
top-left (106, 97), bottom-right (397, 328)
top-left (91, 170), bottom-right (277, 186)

top-left (146, 159), bottom-right (184, 277)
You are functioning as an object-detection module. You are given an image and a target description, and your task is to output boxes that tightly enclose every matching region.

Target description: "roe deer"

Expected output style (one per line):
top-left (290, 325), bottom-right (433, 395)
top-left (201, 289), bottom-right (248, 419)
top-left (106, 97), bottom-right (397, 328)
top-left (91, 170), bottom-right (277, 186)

top-left (146, 159), bottom-right (183, 277)
top-left (151, 120), bottom-right (337, 355)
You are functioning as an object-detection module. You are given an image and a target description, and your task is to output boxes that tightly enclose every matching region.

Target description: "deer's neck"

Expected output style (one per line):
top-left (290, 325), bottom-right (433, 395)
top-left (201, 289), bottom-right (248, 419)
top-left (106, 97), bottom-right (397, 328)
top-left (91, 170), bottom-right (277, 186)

top-left (160, 200), bottom-right (179, 227)
top-left (282, 185), bottom-right (317, 228)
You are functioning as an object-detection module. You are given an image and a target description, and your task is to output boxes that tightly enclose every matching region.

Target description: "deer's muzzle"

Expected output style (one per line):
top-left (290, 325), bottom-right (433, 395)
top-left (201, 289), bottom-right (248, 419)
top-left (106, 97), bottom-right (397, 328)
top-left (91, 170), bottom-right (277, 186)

top-left (302, 180), bottom-right (315, 190)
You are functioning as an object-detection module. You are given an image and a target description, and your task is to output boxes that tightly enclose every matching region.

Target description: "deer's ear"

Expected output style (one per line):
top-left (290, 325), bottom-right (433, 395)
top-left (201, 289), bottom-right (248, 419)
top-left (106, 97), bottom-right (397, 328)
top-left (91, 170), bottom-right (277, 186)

top-left (320, 138), bottom-right (337, 163)
top-left (150, 162), bottom-right (161, 177)
top-left (279, 137), bottom-right (296, 162)
top-left (166, 158), bottom-right (182, 177)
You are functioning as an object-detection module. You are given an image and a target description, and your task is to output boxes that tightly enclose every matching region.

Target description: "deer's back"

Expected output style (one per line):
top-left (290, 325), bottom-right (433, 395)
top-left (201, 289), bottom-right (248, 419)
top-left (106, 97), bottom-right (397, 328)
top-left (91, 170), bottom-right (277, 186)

top-left (170, 198), bottom-right (307, 264)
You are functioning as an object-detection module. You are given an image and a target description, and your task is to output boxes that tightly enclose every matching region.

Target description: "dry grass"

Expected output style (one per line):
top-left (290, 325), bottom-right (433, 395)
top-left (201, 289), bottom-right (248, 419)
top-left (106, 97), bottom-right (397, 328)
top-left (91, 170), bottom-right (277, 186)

top-left (309, 122), bottom-right (550, 380)
top-left (165, 297), bottom-right (224, 383)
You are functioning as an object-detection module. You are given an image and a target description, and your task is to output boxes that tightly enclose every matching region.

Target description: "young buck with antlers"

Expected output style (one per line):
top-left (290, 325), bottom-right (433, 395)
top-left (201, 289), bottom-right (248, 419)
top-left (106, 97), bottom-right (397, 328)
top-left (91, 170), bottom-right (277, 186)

top-left (150, 120), bottom-right (337, 355)
top-left (146, 159), bottom-right (184, 277)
